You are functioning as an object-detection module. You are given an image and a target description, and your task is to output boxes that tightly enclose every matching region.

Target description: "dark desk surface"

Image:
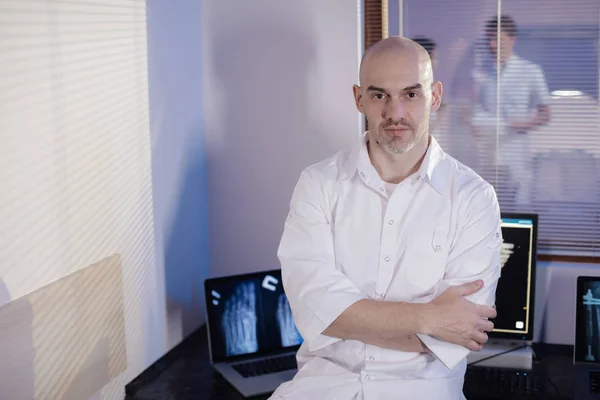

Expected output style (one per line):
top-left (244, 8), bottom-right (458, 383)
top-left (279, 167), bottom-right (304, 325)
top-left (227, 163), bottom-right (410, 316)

top-left (125, 326), bottom-right (574, 400)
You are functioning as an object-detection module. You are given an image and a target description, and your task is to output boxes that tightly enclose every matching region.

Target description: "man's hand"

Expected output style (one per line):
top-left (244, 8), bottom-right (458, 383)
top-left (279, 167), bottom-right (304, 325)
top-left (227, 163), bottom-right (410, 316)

top-left (508, 117), bottom-right (533, 131)
top-left (509, 106), bottom-right (550, 131)
top-left (420, 280), bottom-right (496, 351)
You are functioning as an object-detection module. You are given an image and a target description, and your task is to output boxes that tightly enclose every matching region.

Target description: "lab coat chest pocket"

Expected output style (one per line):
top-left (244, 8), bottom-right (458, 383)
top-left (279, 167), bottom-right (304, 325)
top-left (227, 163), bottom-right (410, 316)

top-left (406, 226), bottom-right (449, 292)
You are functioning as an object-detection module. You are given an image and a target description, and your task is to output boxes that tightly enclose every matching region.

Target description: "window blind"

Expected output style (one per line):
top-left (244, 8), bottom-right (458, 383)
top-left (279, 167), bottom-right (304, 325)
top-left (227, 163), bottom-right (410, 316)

top-left (0, 0), bottom-right (154, 396)
top-left (398, 0), bottom-right (600, 256)
top-left (0, 2), bottom-right (154, 396)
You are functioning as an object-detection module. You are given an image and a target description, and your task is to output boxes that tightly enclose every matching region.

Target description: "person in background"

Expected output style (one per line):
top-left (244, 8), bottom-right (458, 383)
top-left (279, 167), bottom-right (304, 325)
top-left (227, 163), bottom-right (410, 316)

top-left (269, 36), bottom-right (501, 400)
top-left (412, 36), bottom-right (438, 71)
top-left (469, 15), bottom-right (551, 205)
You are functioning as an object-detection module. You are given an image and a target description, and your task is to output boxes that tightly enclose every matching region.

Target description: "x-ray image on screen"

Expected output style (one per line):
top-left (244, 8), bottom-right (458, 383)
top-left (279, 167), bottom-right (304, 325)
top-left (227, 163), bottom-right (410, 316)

top-left (500, 241), bottom-right (514, 270)
top-left (576, 281), bottom-right (600, 363)
top-left (493, 225), bottom-right (532, 334)
top-left (277, 292), bottom-right (303, 347)
top-left (221, 281), bottom-right (258, 357)
top-left (206, 270), bottom-right (303, 362)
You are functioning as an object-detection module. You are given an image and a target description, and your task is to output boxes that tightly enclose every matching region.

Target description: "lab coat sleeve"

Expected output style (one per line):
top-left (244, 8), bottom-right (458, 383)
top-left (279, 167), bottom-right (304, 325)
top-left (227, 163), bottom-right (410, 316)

top-left (417, 182), bottom-right (502, 369)
top-left (278, 169), bottom-right (366, 352)
top-left (532, 65), bottom-right (552, 107)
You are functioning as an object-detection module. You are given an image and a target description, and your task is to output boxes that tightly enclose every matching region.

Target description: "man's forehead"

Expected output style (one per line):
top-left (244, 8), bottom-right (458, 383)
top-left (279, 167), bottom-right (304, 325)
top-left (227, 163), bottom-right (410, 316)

top-left (361, 61), bottom-right (431, 89)
top-left (360, 48), bottom-right (431, 87)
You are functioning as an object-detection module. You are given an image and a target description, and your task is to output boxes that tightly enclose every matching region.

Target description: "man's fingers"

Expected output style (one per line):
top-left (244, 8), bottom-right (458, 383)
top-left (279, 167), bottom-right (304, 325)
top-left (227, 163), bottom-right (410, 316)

top-left (453, 280), bottom-right (484, 297)
top-left (471, 330), bottom-right (489, 346)
top-left (478, 319), bottom-right (495, 333)
top-left (477, 304), bottom-right (497, 319)
top-left (464, 340), bottom-right (483, 352)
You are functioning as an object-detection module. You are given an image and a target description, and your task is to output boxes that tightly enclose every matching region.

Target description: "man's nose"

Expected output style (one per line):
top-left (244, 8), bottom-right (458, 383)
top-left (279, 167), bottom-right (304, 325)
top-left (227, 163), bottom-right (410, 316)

top-left (382, 97), bottom-right (407, 121)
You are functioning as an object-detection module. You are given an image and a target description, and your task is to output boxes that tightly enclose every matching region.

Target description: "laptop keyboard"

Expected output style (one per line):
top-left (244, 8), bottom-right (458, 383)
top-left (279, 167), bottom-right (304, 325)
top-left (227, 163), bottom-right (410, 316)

top-left (590, 371), bottom-right (600, 394)
top-left (232, 354), bottom-right (297, 378)
top-left (463, 366), bottom-right (544, 399)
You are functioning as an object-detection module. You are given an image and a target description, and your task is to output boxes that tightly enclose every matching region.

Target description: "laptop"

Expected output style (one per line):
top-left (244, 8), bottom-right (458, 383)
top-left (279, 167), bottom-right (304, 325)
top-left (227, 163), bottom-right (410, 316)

top-left (204, 269), bottom-right (302, 398)
top-left (574, 276), bottom-right (600, 399)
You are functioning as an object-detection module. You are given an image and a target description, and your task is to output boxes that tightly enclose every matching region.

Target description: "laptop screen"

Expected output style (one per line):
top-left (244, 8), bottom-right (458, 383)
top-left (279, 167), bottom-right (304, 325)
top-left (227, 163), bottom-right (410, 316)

top-left (575, 277), bottom-right (600, 363)
top-left (204, 269), bottom-right (303, 363)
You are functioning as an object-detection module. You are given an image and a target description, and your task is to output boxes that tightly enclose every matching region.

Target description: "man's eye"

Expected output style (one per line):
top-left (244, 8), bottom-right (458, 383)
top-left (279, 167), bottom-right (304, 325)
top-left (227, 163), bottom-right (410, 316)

top-left (406, 92), bottom-right (418, 99)
top-left (373, 93), bottom-right (386, 100)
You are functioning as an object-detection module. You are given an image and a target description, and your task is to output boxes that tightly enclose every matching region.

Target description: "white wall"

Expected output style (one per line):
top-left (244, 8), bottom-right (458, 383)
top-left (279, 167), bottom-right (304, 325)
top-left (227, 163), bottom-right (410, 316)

top-left (201, 0), bottom-right (362, 277)
top-left (146, 0), bottom-right (210, 350)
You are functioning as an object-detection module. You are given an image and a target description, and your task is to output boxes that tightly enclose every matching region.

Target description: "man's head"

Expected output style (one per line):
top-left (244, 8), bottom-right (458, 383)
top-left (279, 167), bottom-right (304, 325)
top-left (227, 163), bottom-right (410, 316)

top-left (353, 36), bottom-right (442, 155)
top-left (411, 37), bottom-right (438, 70)
top-left (485, 15), bottom-right (517, 64)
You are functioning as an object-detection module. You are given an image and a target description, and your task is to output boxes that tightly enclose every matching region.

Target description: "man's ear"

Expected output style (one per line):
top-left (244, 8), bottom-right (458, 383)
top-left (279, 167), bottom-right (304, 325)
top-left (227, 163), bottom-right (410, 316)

top-left (431, 81), bottom-right (443, 112)
top-left (353, 85), bottom-right (364, 113)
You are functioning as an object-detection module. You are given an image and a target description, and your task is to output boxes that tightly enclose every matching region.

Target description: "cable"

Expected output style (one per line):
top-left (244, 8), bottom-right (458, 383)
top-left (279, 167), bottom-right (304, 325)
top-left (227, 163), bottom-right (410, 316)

top-left (467, 344), bottom-right (530, 367)
top-left (540, 362), bottom-right (564, 400)
top-left (532, 346), bottom-right (565, 399)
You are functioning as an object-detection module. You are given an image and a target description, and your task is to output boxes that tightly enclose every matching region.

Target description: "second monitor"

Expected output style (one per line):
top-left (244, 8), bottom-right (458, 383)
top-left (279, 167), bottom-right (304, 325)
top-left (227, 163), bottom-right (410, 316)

top-left (491, 212), bottom-right (538, 341)
top-left (466, 212), bottom-right (538, 369)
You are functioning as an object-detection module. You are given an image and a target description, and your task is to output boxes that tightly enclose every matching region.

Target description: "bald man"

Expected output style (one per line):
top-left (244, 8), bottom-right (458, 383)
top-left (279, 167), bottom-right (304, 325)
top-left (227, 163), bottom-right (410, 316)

top-left (271, 37), bottom-right (502, 400)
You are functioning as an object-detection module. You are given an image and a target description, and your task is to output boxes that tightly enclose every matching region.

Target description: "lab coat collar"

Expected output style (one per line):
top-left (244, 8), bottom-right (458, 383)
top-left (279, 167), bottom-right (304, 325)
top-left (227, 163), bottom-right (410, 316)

top-left (337, 131), bottom-right (450, 195)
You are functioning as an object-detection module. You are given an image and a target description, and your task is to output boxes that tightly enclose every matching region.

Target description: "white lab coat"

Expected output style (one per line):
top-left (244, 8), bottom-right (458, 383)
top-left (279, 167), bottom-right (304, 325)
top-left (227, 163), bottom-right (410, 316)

top-left (270, 134), bottom-right (502, 400)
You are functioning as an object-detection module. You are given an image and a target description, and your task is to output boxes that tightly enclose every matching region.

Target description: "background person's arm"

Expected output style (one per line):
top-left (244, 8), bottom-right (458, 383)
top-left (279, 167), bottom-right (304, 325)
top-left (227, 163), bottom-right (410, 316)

top-left (530, 65), bottom-right (552, 127)
top-left (509, 65), bottom-right (552, 130)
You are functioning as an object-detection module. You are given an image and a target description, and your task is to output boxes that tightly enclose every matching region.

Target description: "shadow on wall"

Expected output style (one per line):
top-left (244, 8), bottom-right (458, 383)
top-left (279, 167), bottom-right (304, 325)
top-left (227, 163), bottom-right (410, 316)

top-left (0, 279), bottom-right (9, 307)
top-left (206, 11), bottom-right (334, 278)
top-left (164, 152), bottom-right (209, 342)
top-left (0, 281), bottom-right (35, 400)
top-left (146, 0), bottom-right (210, 348)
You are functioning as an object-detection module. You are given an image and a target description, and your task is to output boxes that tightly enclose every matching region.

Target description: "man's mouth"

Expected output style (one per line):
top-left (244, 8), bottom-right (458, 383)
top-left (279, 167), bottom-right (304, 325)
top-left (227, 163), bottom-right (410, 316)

top-left (383, 127), bottom-right (410, 135)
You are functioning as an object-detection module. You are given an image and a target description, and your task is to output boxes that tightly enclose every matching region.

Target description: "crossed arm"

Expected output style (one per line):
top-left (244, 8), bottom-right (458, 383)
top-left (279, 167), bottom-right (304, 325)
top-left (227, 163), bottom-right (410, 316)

top-left (322, 299), bottom-right (429, 353)
top-left (278, 171), bottom-right (502, 368)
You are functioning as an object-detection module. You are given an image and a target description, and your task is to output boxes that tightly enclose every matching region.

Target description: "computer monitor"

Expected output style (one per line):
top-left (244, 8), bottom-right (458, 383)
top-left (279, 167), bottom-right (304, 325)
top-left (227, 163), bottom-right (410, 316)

top-left (489, 212), bottom-right (538, 341)
top-left (574, 276), bottom-right (600, 363)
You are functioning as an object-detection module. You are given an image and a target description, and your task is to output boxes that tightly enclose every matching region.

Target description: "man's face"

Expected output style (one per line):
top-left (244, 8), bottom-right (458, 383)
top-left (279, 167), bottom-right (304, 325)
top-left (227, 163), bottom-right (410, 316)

top-left (353, 50), bottom-right (442, 155)
top-left (488, 31), bottom-right (515, 64)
